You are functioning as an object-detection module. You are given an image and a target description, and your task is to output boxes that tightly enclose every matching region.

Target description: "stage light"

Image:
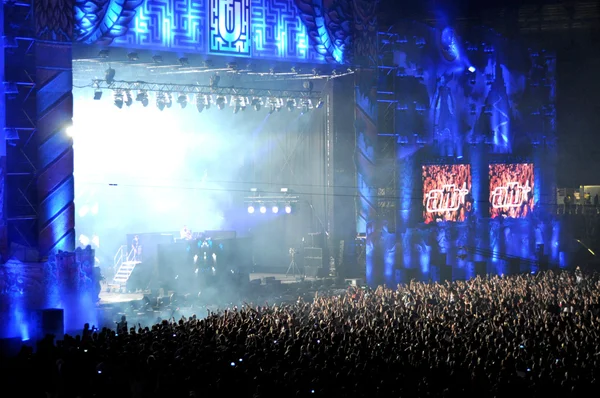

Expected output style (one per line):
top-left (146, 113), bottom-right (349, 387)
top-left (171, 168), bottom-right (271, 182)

top-left (247, 205), bottom-right (255, 214)
top-left (124, 90), bottom-right (133, 107)
top-left (468, 66), bottom-right (476, 73)
top-left (97, 49), bottom-right (109, 58)
top-left (286, 99), bottom-right (295, 112)
top-left (156, 93), bottom-right (166, 111)
top-left (136, 91), bottom-right (149, 107)
top-left (303, 81), bottom-right (314, 91)
top-left (301, 99), bottom-right (310, 114)
top-left (65, 126), bottom-right (74, 137)
top-left (179, 57), bottom-right (189, 66)
top-left (105, 67), bottom-right (116, 84)
top-left (251, 97), bottom-right (261, 111)
top-left (177, 93), bottom-right (188, 109)
top-left (93, 90), bottom-right (102, 100)
top-left (196, 94), bottom-right (205, 113)
top-left (233, 97), bottom-right (241, 114)
top-left (127, 52), bottom-right (139, 61)
top-left (272, 205), bottom-right (279, 214)
top-left (259, 205), bottom-right (267, 214)
top-left (113, 91), bottom-right (124, 109)
top-left (285, 205), bottom-right (292, 214)
top-left (316, 100), bottom-right (324, 109)
top-left (152, 55), bottom-right (163, 63)
top-left (216, 96), bottom-right (225, 110)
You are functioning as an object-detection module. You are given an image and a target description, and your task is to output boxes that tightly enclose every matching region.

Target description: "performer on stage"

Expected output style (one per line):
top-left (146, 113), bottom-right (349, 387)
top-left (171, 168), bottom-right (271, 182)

top-left (131, 235), bottom-right (142, 261)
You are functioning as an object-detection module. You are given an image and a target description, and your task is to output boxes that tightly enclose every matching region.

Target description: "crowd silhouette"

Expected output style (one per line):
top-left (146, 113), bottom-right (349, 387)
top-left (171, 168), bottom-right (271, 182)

top-left (4, 269), bottom-right (600, 398)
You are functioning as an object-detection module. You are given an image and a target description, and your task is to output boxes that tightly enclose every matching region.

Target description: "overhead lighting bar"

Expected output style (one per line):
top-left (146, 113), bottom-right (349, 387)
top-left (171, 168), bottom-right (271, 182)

top-left (89, 79), bottom-right (324, 103)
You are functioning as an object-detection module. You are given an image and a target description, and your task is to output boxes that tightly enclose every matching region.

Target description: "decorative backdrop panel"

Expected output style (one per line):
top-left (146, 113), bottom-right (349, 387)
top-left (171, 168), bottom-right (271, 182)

top-left (75, 0), bottom-right (341, 62)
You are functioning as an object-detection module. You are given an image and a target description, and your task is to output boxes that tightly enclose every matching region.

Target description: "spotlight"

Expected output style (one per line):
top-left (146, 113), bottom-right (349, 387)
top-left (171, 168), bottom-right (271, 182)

top-left (247, 205), bottom-right (255, 214)
top-left (105, 67), bottom-right (116, 84)
top-left (165, 92), bottom-right (172, 108)
top-left (152, 55), bottom-right (163, 63)
top-left (196, 94), bottom-right (205, 113)
top-left (251, 97), bottom-right (261, 111)
top-left (124, 90), bottom-right (133, 107)
top-left (179, 57), bottom-right (189, 66)
top-left (204, 95), bottom-right (211, 110)
top-left (259, 205), bottom-right (267, 214)
top-left (127, 52), bottom-right (139, 61)
top-left (286, 99), bottom-right (295, 112)
top-left (136, 91), bottom-right (149, 107)
top-left (156, 93), bottom-right (166, 111)
top-left (216, 96), bottom-right (225, 110)
top-left (233, 97), bottom-right (241, 114)
top-left (468, 66), bottom-right (476, 73)
top-left (315, 99), bottom-right (324, 109)
top-left (285, 205), bottom-right (292, 214)
top-left (303, 81), bottom-right (313, 91)
top-left (93, 90), bottom-right (102, 100)
top-left (177, 93), bottom-right (188, 109)
top-left (272, 205), bottom-right (279, 214)
top-left (97, 49), bottom-right (109, 58)
top-left (113, 91), bottom-right (124, 108)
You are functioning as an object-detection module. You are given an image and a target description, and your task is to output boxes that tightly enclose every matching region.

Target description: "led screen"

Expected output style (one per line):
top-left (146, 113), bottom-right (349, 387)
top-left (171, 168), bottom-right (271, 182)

top-left (489, 163), bottom-right (534, 219)
top-left (422, 164), bottom-right (472, 224)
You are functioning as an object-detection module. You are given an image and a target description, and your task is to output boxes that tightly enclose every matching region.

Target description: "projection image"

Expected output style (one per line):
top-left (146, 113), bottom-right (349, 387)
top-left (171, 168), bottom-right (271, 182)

top-left (422, 164), bottom-right (472, 224)
top-left (489, 163), bottom-right (534, 219)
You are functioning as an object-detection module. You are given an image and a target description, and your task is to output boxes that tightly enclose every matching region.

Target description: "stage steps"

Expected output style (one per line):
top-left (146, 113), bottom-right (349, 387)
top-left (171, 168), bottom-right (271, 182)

top-left (113, 260), bottom-right (141, 286)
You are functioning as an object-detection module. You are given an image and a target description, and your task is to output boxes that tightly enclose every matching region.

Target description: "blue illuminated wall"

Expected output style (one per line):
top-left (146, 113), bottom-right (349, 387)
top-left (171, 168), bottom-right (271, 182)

top-left (74, 0), bottom-right (356, 63)
top-left (367, 23), bottom-right (558, 286)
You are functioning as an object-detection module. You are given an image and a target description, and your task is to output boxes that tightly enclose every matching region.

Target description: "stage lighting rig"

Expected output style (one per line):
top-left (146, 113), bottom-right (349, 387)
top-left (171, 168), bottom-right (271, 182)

top-left (216, 95), bottom-right (226, 110)
top-left (156, 92), bottom-right (166, 111)
top-left (165, 92), bottom-right (173, 108)
top-left (93, 90), bottom-right (102, 100)
top-left (244, 188), bottom-right (299, 215)
top-left (136, 90), bottom-right (149, 107)
top-left (195, 94), bottom-right (205, 113)
top-left (177, 93), bottom-right (188, 109)
top-left (251, 97), bottom-right (261, 111)
top-left (286, 99), bottom-right (295, 112)
top-left (124, 90), bottom-right (133, 107)
top-left (113, 91), bottom-right (124, 109)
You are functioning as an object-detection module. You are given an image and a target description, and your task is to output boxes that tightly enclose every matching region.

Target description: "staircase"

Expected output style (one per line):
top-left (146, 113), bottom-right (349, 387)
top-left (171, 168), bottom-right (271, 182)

top-left (112, 245), bottom-right (141, 290)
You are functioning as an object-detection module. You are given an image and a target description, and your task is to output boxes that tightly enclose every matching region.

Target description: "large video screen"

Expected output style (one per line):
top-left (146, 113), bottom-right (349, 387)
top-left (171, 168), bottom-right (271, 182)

top-left (489, 163), bottom-right (534, 219)
top-left (422, 164), bottom-right (472, 224)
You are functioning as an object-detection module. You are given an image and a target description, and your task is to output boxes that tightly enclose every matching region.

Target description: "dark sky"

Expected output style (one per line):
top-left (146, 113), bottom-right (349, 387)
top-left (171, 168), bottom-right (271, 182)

top-left (376, 0), bottom-right (600, 186)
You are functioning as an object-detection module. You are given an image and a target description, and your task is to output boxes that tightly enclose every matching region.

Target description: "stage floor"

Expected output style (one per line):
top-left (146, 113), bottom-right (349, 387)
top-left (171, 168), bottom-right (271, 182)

top-left (97, 272), bottom-right (318, 306)
top-left (99, 291), bottom-right (144, 305)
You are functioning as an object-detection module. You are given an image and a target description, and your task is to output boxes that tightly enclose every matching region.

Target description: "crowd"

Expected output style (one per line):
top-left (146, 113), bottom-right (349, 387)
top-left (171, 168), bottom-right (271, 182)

top-left (4, 269), bottom-right (600, 398)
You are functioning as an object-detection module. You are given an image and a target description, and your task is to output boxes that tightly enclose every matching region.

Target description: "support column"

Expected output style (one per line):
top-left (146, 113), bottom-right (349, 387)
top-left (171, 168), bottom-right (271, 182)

top-left (0, 2), bottom-right (6, 261)
top-left (35, 0), bottom-right (75, 258)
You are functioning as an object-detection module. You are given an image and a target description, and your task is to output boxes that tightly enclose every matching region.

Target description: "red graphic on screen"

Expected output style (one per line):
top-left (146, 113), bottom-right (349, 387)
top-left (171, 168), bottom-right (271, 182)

top-left (489, 163), bottom-right (534, 219)
top-left (422, 164), bottom-right (472, 224)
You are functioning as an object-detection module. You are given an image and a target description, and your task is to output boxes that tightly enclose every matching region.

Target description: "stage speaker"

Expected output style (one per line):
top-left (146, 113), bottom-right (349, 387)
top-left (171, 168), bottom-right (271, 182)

top-left (38, 309), bottom-right (64, 340)
top-left (475, 261), bottom-right (487, 277)
top-left (305, 266), bottom-right (320, 278)
top-left (440, 266), bottom-right (452, 283)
